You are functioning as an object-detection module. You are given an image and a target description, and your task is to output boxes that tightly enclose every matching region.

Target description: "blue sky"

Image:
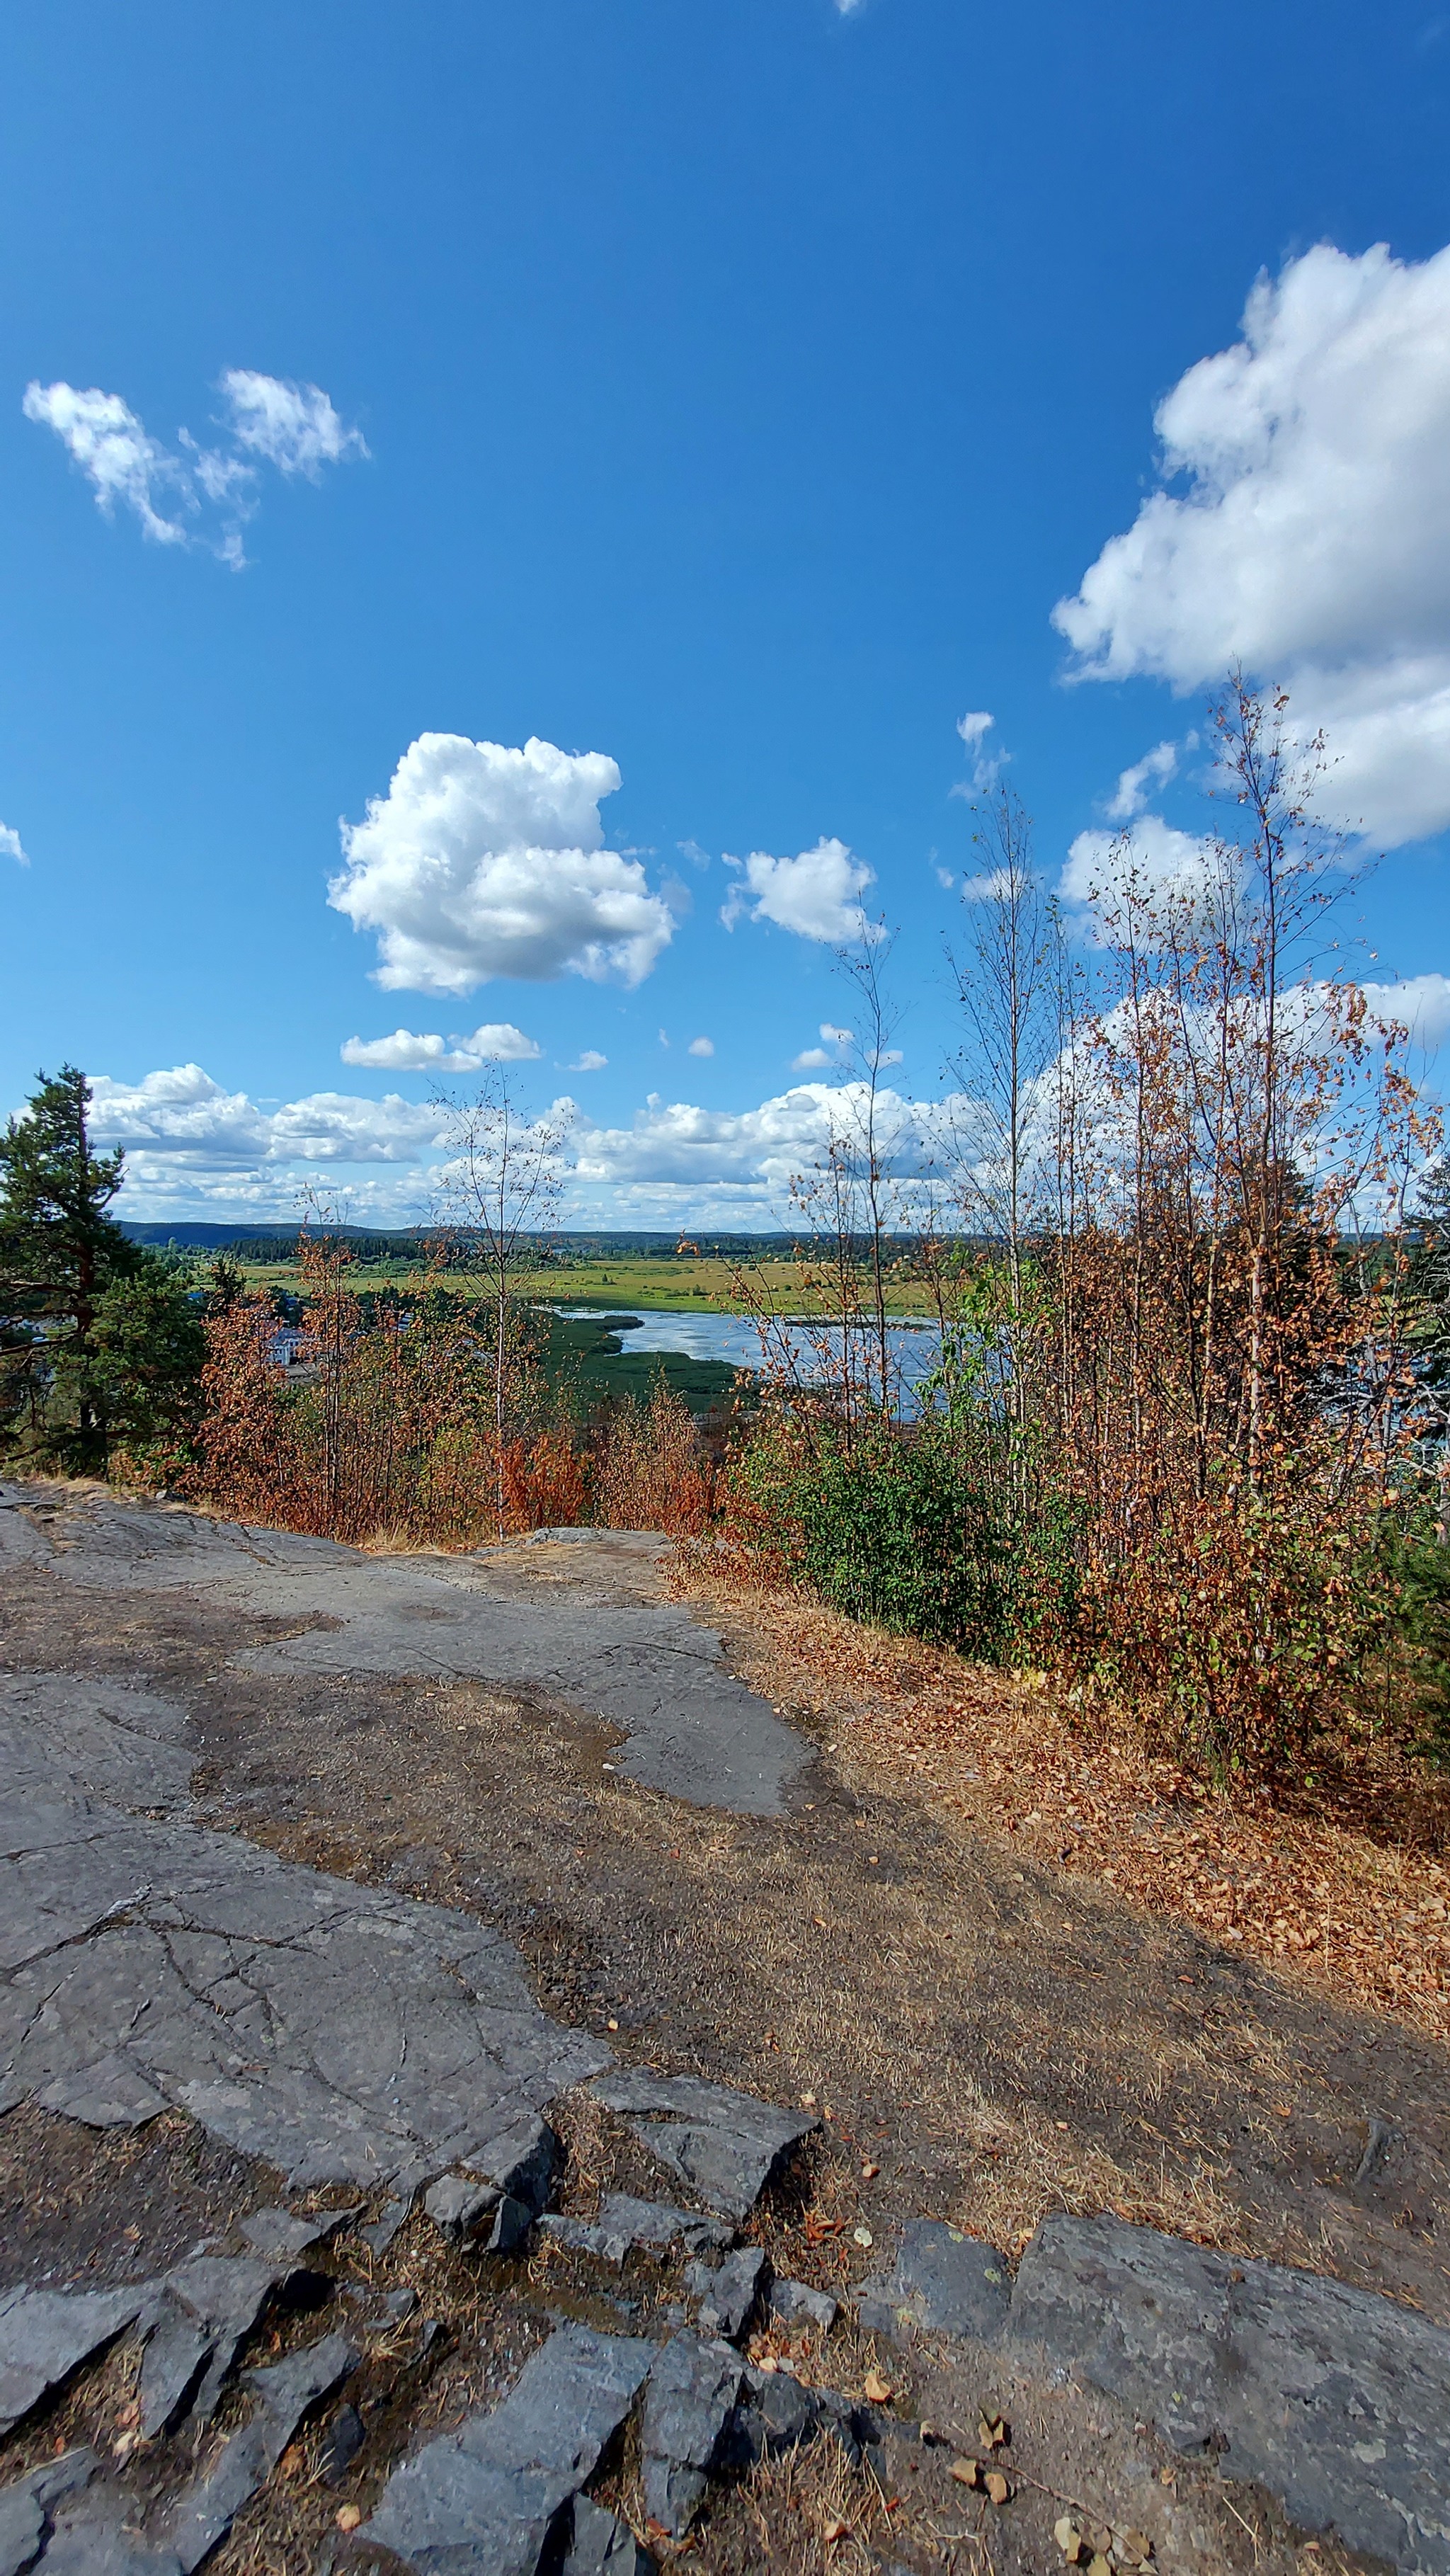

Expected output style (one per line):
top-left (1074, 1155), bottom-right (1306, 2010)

top-left (4, 0), bottom-right (1450, 1227)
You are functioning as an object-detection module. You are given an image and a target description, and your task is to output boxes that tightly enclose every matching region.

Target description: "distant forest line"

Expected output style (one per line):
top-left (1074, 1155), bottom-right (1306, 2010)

top-left (118, 1221), bottom-right (943, 1263)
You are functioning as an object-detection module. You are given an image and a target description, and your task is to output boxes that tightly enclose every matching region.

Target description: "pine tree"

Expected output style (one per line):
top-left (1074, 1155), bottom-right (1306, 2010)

top-left (0, 1064), bottom-right (203, 1474)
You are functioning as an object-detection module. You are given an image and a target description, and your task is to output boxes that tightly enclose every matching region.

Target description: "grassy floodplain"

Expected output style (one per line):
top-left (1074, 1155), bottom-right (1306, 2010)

top-left (228, 1250), bottom-right (935, 1415)
top-left (234, 1250), bottom-right (937, 1316)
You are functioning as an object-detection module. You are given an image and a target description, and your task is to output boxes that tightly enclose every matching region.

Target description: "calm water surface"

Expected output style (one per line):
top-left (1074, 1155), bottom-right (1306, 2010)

top-left (556, 1306), bottom-right (942, 1402)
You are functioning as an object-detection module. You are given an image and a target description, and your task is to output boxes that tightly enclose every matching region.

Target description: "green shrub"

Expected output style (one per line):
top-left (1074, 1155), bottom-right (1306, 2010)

top-left (1377, 1500), bottom-right (1450, 1771)
top-left (729, 1408), bottom-right (1078, 1663)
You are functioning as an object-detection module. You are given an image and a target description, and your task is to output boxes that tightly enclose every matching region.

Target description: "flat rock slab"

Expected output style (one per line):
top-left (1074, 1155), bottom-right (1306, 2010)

top-left (641, 2334), bottom-right (743, 2537)
top-left (857, 2219), bottom-right (1012, 2344)
top-left (540, 2196), bottom-right (733, 2267)
top-left (0, 1491), bottom-right (809, 1818)
top-left (1007, 2215), bottom-right (1450, 2576)
top-left (369, 2323), bottom-right (655, 2576)
top-left (589, 2073), bottom-right (818, 2221)
top-left (0, 1675), bottom-right (606, 2189)
top-left (0, 2290), bottom-right (146, 2440)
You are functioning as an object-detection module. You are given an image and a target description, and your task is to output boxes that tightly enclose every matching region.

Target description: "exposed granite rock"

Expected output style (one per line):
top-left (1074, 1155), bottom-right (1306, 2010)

top-left (1008, 2215), bottom-right (1450, 2576)
top-left (0, 2291), bottom-right (146, 2440)
top-left (1, 1677), bottom-right (607, 2192)
top-left (684, 2247), bottom-right (767, 2342)
top-left (857, 2221), bottom-right (1011, 2345)
top-left (0, 2456), bottom-right (99, 2576)
top-left (367, 2323), bottom-right (654, 2576)
top-left (423, 2177), bottom-right (501, 2242)
top-left (236, 2207), bottom-right (359, 2262)
top-left (161, 2328), bottom-right (360, 2572)
top-left (588, 2074), bottom-right (817, 2222)
top-left (541, 2196), bottom-right (731, 2268)
top-left (560, 2496), bottom-right (653, 2575)
top-left (640, 2334), bottom-right (743, 2537)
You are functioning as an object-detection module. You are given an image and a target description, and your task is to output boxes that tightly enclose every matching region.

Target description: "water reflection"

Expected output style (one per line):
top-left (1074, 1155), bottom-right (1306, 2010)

top-left (554, 1306), bottom-right (942, 1408)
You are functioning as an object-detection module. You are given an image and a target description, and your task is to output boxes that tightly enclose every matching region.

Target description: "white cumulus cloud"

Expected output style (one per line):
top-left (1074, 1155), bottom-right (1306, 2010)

top-left (1054, 240), bottom-right (1450, 845)
top-left (1, 823), bottom-right (28, 866)
top-left (339, 1023), bottom-right (540, 1071)
top-left (792, 1020), bottom-right (854, 1071)
top-left (1361, 972), bottom-right (1450, 1050)
top-left (23, 369), bottom-right (365, 566)
top-left (721, 837), bottom-right (879, 943)
top-left (1059, 816), bottom-right (1217, 917)
top-left (86, 1064), bottom-right (450, 1175)
top-left (687, 1036), bottom-right (714, 1057)
top-left (331, 733), bottom-right (674, 995)
top-left (570, 1050), bottom-right (608, 1073)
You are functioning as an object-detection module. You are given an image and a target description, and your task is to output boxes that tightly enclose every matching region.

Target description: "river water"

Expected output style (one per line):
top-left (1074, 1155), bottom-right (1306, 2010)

top-left (555, 1306), bottom-right (942, 1404)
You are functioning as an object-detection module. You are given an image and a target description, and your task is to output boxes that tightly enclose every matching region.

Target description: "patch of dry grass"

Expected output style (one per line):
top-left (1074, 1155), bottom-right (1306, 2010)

top-left (676, 1554), bottom-right (1450, 2053)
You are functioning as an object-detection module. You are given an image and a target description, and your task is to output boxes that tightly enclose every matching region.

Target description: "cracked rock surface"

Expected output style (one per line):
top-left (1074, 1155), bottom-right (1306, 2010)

top-left (0, 1672), bottom-right (606, 2189)
top-left (6, 1482), bottom-right (1450, 2576)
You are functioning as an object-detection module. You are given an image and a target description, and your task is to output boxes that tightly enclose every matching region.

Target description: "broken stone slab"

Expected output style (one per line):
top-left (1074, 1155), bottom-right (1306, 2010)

top-left (588, 2074), bottom-right (818, 2222)
top-left (856, 2221), bottom-right (1012, 2347)
top-left (147, 2256), bottom-right (286, 2426)
top-left (321, 2402), bottom-right (366, 2485)
top-left (1007, 2215), bottom-right (1450, 2576)
top-left (135, 2301), bottom-right (214, 2441)
top-left (360, 2194), bottom-right (413, 2257)
top-left (423, 2176), bottom-right (501, 2242)
top-left (162, 2422), bottom-right (273, 2576)
top-left (640, 2333), bottom-right (743, 2538)
top-left (540, 2196), bottom-right (732, 2268)
top-left (27, 2503), bottom-right (183, 2576)
top-left (734, 2369), bottom-right (818, 2463)
top-left (236, 2205), bottom-right (360, 2262)
top-left (0, 2483), bottom-right (45, 2576)
top-left (367, 2323), bottom-right (655, 2576)
top-left (731, 2370), bottom-right (876, 2472)
top-left (561, 2496), bottom-right (653, 2575)
top-left (459, 2116), bottom-right (560, 2216)
top-left (683, 2247), bottom-right (767, 2342)
top-left (0, 2454), bottom-right (101, 2576)
top-left (0, 2286), bottom-right (146, 2439)
top-left (34, 2057), bottom-right (171, 2131)
top-left (245, 2329), bottom-right (360, 2441)
top-left (161, 2328), bottom-right (360, 2573)
top-left (768, 2279), bottom-right (837, 2335)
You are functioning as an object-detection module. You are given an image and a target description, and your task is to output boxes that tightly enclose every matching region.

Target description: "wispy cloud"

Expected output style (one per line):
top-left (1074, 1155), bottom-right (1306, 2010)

top-left (1106, 739), bottom-right (1179, 822)
top-left (950, 709), bottom-right (1003, 798)
top-left (0, 822), bottom-right (28, 867)
top-left (23, 369), bottom-right (367, 568)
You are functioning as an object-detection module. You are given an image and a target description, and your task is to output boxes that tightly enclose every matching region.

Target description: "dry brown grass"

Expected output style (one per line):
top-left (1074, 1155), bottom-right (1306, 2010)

top-left (676, 1551), bottom-right (1450, 2056)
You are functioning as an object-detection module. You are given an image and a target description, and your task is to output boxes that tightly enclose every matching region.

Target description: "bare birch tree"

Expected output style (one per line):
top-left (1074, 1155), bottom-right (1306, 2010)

top-left (435, 1076), bottom-right (571, 1541)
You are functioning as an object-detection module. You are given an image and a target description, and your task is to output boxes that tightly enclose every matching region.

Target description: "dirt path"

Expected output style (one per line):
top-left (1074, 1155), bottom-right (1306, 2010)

top-left (3, 1480), bottom-right (1449, 2576)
